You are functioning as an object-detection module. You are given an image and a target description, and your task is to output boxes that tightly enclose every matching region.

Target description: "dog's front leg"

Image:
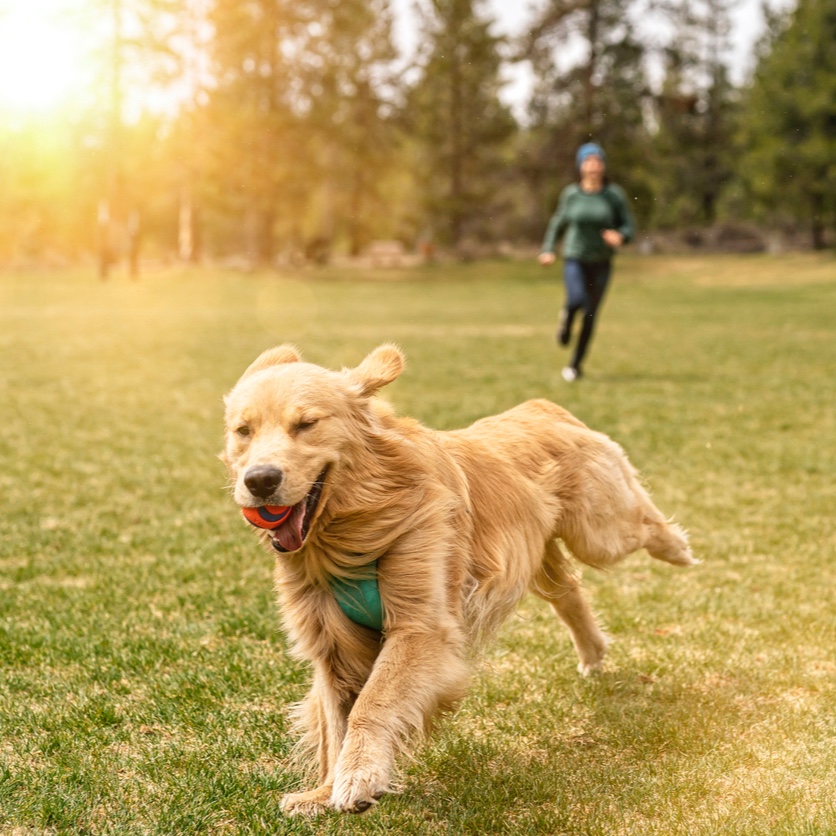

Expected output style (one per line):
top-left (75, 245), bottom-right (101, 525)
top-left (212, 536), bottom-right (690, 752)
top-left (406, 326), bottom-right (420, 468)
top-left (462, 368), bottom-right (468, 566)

top-left (281, 665), bottom-right (351, 817)
top-left (330, 629), bottom-right (468, 813)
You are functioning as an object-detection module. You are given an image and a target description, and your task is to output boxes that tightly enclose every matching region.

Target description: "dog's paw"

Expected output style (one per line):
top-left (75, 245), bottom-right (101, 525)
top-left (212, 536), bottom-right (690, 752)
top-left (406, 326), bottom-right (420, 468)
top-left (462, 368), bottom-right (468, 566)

top-left (576, 632), bottom-right (608, 676)
top-left (331, 765), bottom-right (388, 814)
top-left (280, 785), bottom-right (333, 817)
top-left (578, 659), bottom-right (604, 676)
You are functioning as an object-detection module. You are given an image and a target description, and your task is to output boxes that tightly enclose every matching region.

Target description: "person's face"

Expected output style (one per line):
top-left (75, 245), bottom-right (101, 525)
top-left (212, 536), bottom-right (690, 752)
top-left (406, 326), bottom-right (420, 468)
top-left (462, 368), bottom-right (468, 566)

top-left (580, 154), bottom-right (606, 179)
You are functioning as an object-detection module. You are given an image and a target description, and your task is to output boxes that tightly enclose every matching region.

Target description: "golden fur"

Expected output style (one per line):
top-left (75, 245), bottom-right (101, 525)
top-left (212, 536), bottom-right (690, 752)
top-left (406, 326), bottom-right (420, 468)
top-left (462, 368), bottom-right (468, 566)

top-left (222, 344), bottom-right (695, 815)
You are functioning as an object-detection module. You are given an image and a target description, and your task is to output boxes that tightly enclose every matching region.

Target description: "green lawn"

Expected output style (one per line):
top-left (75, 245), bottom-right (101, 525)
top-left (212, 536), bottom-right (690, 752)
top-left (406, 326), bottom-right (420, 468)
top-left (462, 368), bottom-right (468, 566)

top-left (1, 252), bottom-right (834, 835)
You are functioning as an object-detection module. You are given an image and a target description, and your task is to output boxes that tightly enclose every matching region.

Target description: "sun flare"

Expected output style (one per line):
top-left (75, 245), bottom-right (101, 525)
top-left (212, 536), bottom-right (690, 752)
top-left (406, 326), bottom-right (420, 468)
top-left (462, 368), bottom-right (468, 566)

top-left (0, 1), bottom-right (91, 115)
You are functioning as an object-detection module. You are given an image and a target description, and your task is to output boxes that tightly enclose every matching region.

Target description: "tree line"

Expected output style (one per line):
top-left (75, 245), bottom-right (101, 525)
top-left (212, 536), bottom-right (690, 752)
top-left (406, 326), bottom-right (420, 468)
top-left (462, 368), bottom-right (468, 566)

top-left (1, 0), bottom-right (833, 274)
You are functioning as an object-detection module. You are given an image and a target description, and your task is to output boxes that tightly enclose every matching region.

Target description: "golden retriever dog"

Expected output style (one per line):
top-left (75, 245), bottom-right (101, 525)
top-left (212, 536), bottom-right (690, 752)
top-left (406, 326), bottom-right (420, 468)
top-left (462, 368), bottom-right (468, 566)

top-left (221, 344), bottom-right (694, 816)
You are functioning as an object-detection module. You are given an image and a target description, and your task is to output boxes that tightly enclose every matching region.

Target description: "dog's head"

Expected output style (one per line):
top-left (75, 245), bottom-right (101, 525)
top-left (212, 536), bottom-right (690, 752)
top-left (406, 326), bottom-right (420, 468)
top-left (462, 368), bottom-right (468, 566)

top-left (222, 344), bottom-right (404, 553)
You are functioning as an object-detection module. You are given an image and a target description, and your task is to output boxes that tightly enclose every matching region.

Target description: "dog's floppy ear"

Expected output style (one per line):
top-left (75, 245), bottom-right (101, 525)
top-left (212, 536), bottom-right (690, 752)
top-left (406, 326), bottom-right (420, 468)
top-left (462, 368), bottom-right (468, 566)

top-left (348, 344), bottom-right (405, 396)
top-left (239, 344), bottom-right (302, 381)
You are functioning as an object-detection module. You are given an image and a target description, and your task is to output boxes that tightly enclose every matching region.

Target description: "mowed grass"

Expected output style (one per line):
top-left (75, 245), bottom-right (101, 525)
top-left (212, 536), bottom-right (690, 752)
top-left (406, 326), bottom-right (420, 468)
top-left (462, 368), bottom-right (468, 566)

top-left (1, 252), bottom-right (834, 835)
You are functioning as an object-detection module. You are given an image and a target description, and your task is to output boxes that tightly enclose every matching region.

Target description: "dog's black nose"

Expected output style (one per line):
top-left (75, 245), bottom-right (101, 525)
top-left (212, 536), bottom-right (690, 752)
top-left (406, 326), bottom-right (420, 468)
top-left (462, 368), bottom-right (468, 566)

top-left (243, 465), bottom-right (283, 499)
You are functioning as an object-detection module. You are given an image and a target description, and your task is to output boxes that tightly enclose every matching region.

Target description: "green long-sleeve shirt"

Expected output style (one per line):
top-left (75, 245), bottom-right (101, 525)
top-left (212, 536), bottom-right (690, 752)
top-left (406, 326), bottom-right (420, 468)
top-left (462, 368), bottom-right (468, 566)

top-left (541, 183), bottom-right (635, 262)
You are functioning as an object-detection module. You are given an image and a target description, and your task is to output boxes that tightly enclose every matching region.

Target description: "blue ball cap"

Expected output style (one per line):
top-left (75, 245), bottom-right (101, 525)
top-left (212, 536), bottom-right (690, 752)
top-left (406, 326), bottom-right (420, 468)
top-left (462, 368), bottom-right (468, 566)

top-left (576, 142), bottom-right (606, 167)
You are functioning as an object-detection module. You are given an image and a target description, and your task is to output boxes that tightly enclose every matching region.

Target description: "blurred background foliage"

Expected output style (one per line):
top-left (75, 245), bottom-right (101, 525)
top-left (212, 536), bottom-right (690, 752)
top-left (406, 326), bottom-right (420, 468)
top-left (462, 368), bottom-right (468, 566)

top-left (0, 0), bottom-right (833, 272)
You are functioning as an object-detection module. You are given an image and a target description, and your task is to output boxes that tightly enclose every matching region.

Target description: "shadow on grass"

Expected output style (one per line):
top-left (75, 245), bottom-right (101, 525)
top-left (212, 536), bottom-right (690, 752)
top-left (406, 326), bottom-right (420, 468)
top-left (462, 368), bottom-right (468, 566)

top-left (393, 667), bottom-right (758, 835)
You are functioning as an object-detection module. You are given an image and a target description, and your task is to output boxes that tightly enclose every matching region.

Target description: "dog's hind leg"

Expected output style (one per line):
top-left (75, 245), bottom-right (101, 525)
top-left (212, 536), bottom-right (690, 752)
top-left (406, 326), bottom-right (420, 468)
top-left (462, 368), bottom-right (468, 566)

top-left (559, 443), bottom-right (695, 570)
top-left (532, 540), bottom-right (608, 675)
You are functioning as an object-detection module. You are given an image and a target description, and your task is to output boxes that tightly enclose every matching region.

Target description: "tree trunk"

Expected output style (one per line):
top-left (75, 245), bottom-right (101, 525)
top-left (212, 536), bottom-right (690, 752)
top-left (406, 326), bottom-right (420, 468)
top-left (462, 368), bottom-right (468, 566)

top-left (811, 192), bottom-right (825, 250)
top-left (449, 28), bottom-right (464, 247)
top-left (127, 209), bottom-right (141, 279)
top-left (99, 0), bottom-right (124, 280)
top-left (246, 204), bottom-right (275, 268)
top-left (583, 0), bottom-right (601, 137)
top-left (178, 188), bottom-right (195, 262)
top-left (97, 200), bottom-right (112, 281)
top-left (348, 171), bottom-right (365, 257)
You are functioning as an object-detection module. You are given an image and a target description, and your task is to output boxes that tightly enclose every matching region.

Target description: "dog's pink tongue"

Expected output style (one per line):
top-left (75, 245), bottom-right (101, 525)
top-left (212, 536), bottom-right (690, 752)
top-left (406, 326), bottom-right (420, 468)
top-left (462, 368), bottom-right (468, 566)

top-left (272, 504), bottom-right (306, 552)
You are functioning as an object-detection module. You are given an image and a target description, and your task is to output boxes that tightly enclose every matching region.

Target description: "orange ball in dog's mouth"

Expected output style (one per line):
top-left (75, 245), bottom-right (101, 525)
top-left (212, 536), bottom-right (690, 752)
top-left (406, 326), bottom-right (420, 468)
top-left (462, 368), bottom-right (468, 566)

top-left (240, 468), bottom-right (328, 554)
top-left (241, 505), bottom-right (292, 530)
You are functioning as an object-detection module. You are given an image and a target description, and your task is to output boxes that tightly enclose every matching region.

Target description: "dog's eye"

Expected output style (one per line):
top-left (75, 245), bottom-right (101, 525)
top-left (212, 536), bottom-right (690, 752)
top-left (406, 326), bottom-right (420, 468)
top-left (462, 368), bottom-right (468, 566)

top-left (296, 419), bottom-right (319, 432)
top-left (236, 426), bottom-right (251, 437)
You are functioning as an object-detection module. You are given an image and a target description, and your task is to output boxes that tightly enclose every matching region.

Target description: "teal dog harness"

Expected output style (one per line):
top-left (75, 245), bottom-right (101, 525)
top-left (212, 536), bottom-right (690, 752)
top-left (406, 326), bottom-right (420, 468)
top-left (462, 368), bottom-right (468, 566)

top-left (329, 560), bottom-right (383, 631)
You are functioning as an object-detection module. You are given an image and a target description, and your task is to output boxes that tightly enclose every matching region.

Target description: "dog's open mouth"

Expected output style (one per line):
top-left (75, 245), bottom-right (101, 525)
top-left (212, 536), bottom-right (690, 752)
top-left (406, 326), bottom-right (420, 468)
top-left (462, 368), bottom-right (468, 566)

top-left (268, 468), bottom-right (328, 554)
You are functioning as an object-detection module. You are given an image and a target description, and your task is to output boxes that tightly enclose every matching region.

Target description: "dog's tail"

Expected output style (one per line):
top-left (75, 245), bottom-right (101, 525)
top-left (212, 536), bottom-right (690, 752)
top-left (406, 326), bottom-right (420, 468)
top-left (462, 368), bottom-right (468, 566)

top-left (644, 517), bottom-right (697, 567)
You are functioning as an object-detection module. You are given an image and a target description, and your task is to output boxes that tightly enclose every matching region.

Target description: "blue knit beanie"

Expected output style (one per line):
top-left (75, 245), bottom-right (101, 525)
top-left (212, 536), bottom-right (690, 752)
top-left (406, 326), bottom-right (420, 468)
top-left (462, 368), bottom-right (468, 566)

top-left (576, 142), bottom-right (606, 167)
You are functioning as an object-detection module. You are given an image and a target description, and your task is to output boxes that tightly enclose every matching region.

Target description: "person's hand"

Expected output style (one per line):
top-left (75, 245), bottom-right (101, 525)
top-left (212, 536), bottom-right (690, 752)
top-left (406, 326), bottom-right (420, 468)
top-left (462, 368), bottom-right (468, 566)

top-left (538, 252), bottom-right (556, 266)
top-left (602, 229), bottom-right (624, 248)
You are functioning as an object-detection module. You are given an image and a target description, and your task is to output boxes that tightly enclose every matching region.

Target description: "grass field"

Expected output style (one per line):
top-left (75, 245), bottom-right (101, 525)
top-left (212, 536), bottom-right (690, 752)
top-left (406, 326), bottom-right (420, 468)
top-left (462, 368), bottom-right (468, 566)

top-left (1, 252), bottom-right (834, 835)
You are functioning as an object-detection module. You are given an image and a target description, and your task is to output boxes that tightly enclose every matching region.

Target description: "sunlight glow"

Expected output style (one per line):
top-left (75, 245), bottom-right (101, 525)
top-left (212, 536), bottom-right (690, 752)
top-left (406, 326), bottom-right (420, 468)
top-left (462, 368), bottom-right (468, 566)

top-left (0, 1), bottom-right (91, 115)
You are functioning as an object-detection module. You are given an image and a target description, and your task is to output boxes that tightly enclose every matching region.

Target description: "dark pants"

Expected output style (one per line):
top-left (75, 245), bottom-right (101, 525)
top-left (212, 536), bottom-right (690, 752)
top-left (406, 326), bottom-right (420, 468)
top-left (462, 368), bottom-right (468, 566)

top-left (562, 258), bottom-right (612, 370)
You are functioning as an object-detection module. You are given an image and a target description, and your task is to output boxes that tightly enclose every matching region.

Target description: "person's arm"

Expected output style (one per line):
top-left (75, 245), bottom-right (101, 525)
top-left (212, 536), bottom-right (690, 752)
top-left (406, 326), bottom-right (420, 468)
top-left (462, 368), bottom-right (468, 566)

top-left (607, 185), bottom-right (635, 245)
top-left (538, 188), bottom-right (571, 265)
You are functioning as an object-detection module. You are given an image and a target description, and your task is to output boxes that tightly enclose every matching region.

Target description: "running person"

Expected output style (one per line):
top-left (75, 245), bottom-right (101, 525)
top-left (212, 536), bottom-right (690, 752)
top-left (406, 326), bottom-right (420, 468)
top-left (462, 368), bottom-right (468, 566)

top-left (538, 142), bottom-right (635, 381)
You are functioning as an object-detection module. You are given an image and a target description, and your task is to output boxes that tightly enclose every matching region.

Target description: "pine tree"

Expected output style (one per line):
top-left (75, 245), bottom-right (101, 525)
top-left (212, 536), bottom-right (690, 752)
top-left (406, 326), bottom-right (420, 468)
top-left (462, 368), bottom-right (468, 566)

top-left (649, 0), bottom-right (741, 228)
top-left (206, 0), bottom-right (310, 265)
top-left (303, 0), bottom-right (401, 256)
top-left (738, 0), bottom-right (836, 248)
top-left (169, 0), bottom-right (213, 263)
top-left (206, 0), bottom-right (401, 263)
top-left (520, 0), bottom-right (652, 230)
top-left (81, 0), bottom-right (182, 277)
top-left (406, 0), bottom-right (517, 249)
